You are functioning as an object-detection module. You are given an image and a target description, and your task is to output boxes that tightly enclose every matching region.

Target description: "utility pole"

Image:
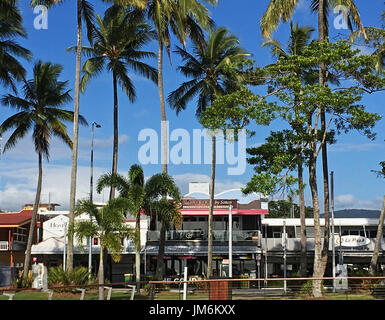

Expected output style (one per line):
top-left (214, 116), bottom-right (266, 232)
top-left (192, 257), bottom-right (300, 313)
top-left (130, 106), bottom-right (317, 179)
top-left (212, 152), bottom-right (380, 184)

top-left (89, 122), bottom-right (101, 279)
top-left (229, 204), bottom-right (233, 278)
top-left (331, 171), bottom-right (336, 292)
top-left (283, 219), bottom-right (287, 294)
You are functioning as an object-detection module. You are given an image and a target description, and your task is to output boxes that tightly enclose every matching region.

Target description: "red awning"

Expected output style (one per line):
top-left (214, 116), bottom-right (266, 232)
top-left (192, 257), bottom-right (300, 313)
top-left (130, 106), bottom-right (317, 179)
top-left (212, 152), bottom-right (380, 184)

top-left (0, 210), bottom-right (33, 227)
top-left (180, 209), bottom-right (268, 216)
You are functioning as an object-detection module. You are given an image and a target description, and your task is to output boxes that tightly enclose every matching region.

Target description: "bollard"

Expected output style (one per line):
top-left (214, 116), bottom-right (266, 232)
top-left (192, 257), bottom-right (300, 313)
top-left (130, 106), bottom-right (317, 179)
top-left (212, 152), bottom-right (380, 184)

top-left (3, 293), bottom-right (15, 300)
top-left (76, 288), bottom-right (86, 300)
top-left (104, 286), bottom-right (112, 300)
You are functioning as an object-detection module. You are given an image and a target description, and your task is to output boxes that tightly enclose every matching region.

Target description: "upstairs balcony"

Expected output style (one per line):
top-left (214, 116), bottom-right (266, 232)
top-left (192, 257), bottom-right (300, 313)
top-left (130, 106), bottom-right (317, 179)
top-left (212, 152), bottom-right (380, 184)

top-left (147, 229), bottom-right (261, 243)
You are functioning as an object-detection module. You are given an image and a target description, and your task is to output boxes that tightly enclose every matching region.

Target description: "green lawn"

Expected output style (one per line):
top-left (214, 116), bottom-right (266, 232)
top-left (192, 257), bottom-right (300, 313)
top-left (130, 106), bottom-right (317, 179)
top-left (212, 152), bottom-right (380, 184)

top-left (0, 289), bottom-right (383, 300)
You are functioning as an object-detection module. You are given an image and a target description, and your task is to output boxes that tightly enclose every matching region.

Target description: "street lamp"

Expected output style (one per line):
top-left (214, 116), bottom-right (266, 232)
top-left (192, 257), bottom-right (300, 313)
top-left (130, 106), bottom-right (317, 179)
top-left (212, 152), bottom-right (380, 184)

top-left (89, 121), bottom-right (101, 279)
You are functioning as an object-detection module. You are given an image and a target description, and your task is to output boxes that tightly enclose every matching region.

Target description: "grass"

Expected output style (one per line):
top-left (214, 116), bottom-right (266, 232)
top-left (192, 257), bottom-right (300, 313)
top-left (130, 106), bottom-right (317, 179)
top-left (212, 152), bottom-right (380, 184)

top-left (0, 289), bottom-right (383, 300)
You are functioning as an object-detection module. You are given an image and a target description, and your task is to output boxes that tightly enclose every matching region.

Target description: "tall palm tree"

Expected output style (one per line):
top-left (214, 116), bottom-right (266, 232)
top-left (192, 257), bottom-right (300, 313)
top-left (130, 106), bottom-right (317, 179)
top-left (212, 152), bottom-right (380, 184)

top-left (144, 172), bottom-right (182, 281)
top-left (143, 0), bottom-right (217, 175)
top-left (72, 198), bottom-right (133, 300)
top-left (0, 0), bottom-right (31, 93)
top-left (96, 164), bottom-right (146, 288)
top-left (77, 6), bottom-right (158, 200)
top-left (261, 0), bottom-right (367, 297)
top-left (168, 27), bottom-right (249, 278)
top-left (0, 61), bottom-right (87, 279)
top-left (262, 23), bottom-right (316, 277)
top-left (30, 0), bottom-right (96, 273)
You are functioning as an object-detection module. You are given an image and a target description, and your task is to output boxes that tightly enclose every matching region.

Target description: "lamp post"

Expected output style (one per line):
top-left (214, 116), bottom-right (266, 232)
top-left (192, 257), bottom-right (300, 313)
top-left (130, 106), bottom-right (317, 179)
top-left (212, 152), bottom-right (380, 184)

top-left (228, 204), bottom-right (233, 278)
top-left (89, 121), bottom-right (101, 279)
top-left (331, 171), bottom-right (336, 292)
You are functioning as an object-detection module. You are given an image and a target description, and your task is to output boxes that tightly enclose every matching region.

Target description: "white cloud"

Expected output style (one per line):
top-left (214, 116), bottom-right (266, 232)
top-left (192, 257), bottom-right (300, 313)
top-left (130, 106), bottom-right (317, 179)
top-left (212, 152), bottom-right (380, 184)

top-left (329, 143), bottom-right (383, 153)
top-left (334, 194), bottom-right (383, 210)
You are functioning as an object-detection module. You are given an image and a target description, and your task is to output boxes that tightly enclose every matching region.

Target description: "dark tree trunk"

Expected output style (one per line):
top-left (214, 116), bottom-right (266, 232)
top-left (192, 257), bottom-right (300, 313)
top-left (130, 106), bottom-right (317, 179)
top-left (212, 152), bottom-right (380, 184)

top-left (110, 71), bottom-right (119, 200)
top-left (155, 223), bottom-right (166, 281)
top-left (23, 151), bottom-right (43, 278)
top-left (158, 38), bottom-right (168, 175)
top-left (207, 135), bottom-right (216, 278)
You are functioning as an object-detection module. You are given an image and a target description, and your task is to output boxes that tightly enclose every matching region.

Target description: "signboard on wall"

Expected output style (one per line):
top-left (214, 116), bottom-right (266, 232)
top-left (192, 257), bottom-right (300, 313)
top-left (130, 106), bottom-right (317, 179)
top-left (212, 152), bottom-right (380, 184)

top-left (43, 215), bottom-right (68, 240)
top-left (181, 199), bottom-right (238, 209)
top-left (335, 235), bottom-right (371, 248)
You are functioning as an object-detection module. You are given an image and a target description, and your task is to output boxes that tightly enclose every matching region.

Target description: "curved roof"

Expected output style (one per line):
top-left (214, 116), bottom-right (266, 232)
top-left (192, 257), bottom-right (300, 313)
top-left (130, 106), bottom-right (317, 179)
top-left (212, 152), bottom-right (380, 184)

top-left (184, 188), bottom-right (264, 204)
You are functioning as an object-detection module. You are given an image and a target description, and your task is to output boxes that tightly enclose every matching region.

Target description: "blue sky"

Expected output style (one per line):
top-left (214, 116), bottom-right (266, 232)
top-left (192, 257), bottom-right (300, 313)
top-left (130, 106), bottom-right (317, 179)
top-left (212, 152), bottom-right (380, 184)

top-left (1, 0), bottom-right (385, 211)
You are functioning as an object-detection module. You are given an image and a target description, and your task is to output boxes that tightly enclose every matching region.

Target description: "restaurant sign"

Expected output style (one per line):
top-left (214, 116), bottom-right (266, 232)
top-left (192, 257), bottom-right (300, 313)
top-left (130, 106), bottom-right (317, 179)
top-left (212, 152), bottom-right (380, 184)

top-left (335, 235), bottom-right (371, 248)
top-left (181, 199), bottom-right (238, 209)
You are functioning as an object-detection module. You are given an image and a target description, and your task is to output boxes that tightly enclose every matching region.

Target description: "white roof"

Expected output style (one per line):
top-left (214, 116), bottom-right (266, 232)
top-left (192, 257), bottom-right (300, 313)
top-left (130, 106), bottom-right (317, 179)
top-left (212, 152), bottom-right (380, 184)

top-left (262, 218), bottom-right (381, 227)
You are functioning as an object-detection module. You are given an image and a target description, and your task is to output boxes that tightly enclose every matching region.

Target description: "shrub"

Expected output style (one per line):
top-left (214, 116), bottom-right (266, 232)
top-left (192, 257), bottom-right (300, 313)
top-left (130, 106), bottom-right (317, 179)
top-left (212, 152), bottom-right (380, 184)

top-left (299, 280), bottom-right (325, 298)
top-left (11, 273), bottom-right (34, 289)
top-left (48, 265), bottom-right (91, 291)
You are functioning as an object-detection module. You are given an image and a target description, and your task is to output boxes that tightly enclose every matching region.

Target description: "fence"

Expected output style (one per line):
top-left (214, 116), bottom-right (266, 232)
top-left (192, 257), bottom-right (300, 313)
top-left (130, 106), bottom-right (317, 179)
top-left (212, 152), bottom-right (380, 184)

top-left (1, 276), bottom-right (385, 300)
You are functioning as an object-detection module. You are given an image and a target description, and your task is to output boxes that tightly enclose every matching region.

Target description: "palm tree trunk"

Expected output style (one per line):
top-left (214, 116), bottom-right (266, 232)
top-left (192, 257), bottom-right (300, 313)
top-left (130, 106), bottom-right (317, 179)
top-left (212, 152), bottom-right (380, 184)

top-left (298, 159), bottom-right (307, 277)
top-left (135, 214), bottom-right (141, 289)
top-left (158, 37), bottom-right (168, 175)
top-left (23, 151), bottom-right (43, 278)
top-left (98, 243), bottom-right (104, 300)
top-left (67, 0), bottom-right (83, 272)
top-left (369, 195), bottom-right (385, 275)
top-left (155, 223), bottom-right (166, 281)
top-left (207, 135), bottom-right (216, 279)
top-left (110, 71), bottom-right (119, 200)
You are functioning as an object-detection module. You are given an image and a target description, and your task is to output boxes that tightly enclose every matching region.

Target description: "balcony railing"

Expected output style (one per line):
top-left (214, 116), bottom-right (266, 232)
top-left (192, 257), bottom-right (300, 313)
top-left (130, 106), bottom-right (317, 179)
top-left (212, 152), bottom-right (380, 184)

top-left (147, 230), bottom-right (261, 242)
top-left (0, 241), bottom-right (9, 251)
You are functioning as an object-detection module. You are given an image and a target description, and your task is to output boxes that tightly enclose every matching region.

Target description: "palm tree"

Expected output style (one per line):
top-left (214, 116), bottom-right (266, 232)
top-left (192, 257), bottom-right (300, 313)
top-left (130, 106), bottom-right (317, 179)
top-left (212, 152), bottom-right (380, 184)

top-left (262, 23), bottom-right (316, 277)
top-left (76, 6), bottom-right (158, 201)
top-left (168, 27), bottom-right (249, 278)
top-left (144, 172), bottom-right (182, 281)
top-left (144, 0), bottom-right (217, 175)
top-left (30, 0), bottom-right (96, 273)
top-left (0, 61), bottom-right (87, 279)
top-left (96, 164), bottom-right (146, 288)
top-left (261, 0), bottom-right (367, 297)
top-left (0, 0), bottom-right (31, 93)
top-left (72, 198), bottom-right (134, 300)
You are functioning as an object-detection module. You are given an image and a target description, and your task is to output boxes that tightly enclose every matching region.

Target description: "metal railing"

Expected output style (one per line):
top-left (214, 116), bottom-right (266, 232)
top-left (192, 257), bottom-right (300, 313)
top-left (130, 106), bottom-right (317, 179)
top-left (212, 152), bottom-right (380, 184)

top-left (1, 277), bottom-right (384, 300)
top-left (147, 230), bottom-right (261, 242)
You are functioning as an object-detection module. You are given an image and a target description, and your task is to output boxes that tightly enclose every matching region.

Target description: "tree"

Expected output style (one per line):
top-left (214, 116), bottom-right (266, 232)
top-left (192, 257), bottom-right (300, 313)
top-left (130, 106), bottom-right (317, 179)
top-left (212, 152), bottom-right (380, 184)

top-left (247, 23), bottom-right (317, 277)
top-left (201, 40), bottom-right (384, 297)
top-left (31, 0), bottom-right (95, 273)
top-left (0, 0), bottom-right (31, 93)
top-left (369, 162), bottom-right (385, 275)
top-left (261, 0), bottom-right (368, 296)
top-left (145, 0), bottom-right (217, 175)
top-left (267, 200), bottom-right (313, 219)
top-left (96, 164), bottom-right (146, 288)
top-left (144, 172), bottom-right (182, 281)
top-left (77, 6), bottom-right (158, 200)
top-left (0, 61), bottom-right (87, 279)
top-left (71, 198), bottom-right (133, 300)
top-left (168, 27), bottom-right (249, 278)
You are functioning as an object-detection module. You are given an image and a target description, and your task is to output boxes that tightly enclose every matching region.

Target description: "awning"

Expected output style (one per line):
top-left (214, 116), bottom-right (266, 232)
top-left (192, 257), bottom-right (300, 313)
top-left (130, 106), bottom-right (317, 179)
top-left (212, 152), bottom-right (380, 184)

top-left (143, 244), bottom-right (261, 255)
top-left (180, 209), bottom-right (268, 216)
top-left (31, 237), bottom-right (137, 254)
